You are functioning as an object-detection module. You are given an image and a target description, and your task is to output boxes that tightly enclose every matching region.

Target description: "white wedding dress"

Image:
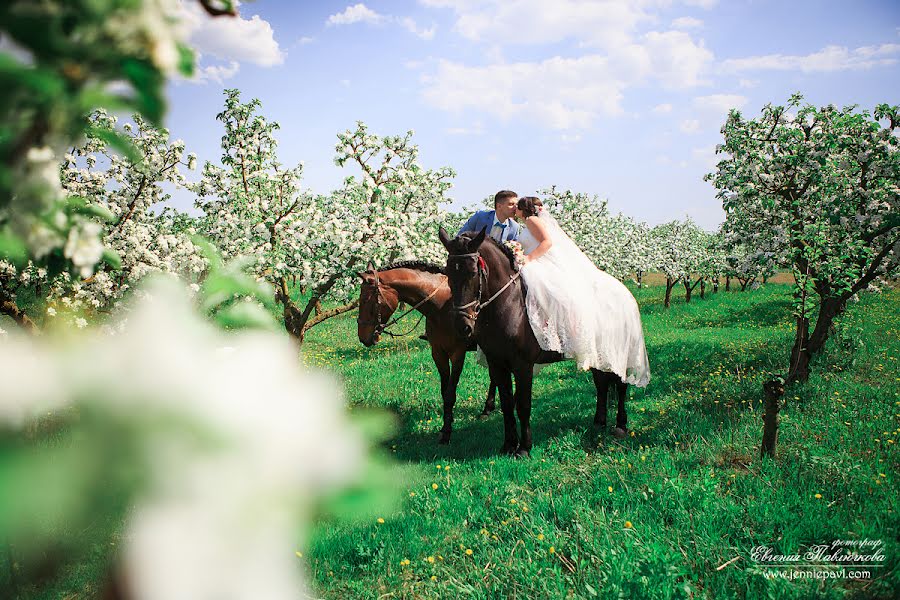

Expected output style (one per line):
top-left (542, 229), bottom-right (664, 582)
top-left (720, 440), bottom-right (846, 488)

top-left (518, 210), bottom-right (651, 387)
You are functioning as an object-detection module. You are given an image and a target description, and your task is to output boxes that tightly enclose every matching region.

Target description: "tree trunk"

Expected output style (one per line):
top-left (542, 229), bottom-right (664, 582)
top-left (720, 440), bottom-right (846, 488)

top-left (787, 314), bottom-right (811, 383)
top-left (700, 279), bottom-right (706, 299)
top-left (636, 270), bottom-right (643, 288)
top-left (761, 378), bottom-right (785, 458)
top-left (275, 275), bottom-right (353, 345)
top-left (725, 275), bottom-right (731, 292)
top-left (664, 277), bottom-right (674, 308)
top-left (713, 278), bottom-right (719, 293)
top-left (0, 291), bottom-right (39, 334)
top-left (807, 297), bottom-right (845, 355)
top-left (683, 278), bottom-right (692, 303)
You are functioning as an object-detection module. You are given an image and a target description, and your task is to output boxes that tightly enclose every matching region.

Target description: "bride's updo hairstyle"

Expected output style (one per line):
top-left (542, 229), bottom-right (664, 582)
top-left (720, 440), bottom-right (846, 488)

top-left (518, 196), bottom-right (542, 217)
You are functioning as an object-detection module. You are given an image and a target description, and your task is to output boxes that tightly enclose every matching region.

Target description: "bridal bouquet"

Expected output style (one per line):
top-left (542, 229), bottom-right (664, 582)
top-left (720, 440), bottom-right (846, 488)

top-left (504, 240), bottom-right (526, 268)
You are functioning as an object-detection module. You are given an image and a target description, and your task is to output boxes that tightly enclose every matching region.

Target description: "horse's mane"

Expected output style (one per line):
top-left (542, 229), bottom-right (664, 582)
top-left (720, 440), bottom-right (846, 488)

top-left (458, 232), bottom-right (519, 272)
top-left (378, 260), bottom-right (445, 275)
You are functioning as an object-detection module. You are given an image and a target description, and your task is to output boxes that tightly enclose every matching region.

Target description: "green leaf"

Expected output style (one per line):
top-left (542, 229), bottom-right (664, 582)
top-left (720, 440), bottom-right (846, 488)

top-left (177, 43), bottom-right (195, 77)
top-left (213, 300), bottom-right (277, 330)
top-left (0, 229), bottom-right (28, 267)
top-left (101, 248), bottom-right (122, 270)
top-left (85, 124), bottom-right (142, 164)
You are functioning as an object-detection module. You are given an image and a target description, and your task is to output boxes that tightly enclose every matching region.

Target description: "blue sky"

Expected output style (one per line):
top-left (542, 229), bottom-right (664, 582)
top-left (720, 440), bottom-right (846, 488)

top-left (167, 0), bottom-right (900, 229)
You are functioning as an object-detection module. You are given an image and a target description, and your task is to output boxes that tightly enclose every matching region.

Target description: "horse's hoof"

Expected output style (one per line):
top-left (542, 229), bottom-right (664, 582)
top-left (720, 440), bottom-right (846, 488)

top-left (438, 431), bottom-right (451, 445)
top-left (612, 427), bottom-right (627, 439)
top-left (514, 448), bottom-right (531, 459)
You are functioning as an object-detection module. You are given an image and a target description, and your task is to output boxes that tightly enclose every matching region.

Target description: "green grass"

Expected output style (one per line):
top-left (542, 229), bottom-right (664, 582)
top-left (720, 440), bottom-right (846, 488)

top-left (303, 282), bottom-right (899, 599)
top-left (6, 282), bottom-right (898, 599)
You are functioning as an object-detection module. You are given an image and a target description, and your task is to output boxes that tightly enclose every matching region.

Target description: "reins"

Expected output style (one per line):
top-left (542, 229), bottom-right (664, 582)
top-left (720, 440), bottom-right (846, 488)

top-left (357, 268), bottom-right (442, 338)
top-left (448, 251), bottom-right (520, 319)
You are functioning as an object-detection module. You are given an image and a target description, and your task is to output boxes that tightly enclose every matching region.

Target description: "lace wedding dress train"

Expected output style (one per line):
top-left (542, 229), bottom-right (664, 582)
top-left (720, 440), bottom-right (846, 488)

top-left (518, 211), bottom-right (651, 387)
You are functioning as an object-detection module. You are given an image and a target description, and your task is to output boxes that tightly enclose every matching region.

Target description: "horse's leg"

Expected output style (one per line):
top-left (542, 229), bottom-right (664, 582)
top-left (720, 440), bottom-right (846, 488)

top-left (432, 348), bottom-right (453, 444)
top-left (489, 363), bottom-right (517, 455)
top-left (591, 369), bottom-right (609, 428)
top-left (513, 367), bottom-right (534, 458)
top-left (613, 379), bottom-right (628, 439)
top-left (440, 350), bottom-right (466, 444)
top-left (481, 376), bottom-right (497, 416)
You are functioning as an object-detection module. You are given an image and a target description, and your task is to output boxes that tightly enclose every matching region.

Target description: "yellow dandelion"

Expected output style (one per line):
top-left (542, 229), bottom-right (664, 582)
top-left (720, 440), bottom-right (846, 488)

top-left (436, 464), bottom-right (442, 470)
top-left (432, 483), bottom-right (439, 490)
top-left (510, 498), bottom-right (517, 504)
top-left (815, 493), bottom-right (822, 499)
top-left (409, 492), bottom-right (417, 497)
top-left (376, 517), bottom-right (385, 524)
top-left (465, 548), bottom-right (473, 556)
top-left (522, 506), bottom-right (529, 512)
top-left (537, 533), bottom-right (545, 541)
top-left (608, 486), bottom-right (613, 493)
top-left (549, 546), bottom-right (555, 554)
top-left (480, 528), bottom-right (489, 535)
top-left (625, 521), bottom-right (633, 529)
top-left (430, 575), bottom-right (437, 581)
top-left (426, 556), bottom-right (435, 563)
top-left (444, 465), bottom-right (450, 471)
top-left (400, 558), bottom-right (410, 566)
top-left (295, 551), bottom-right (303, 558)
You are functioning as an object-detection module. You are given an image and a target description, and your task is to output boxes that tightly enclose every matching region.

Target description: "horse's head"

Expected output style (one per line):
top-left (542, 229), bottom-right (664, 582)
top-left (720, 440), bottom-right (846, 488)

top-left (439, 226), bottom-right (487, 340)
top-left (356, 263), bottom-right (400, 347)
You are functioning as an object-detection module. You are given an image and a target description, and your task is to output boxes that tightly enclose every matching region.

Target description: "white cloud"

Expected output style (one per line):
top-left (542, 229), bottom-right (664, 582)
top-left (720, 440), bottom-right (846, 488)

top-left (326, 4), bottom-right (435, 40)
top-left (738, 78), bottom-right (758, 88)
top-left (671, 16), bottom-right (703, 30)
top-left (722, 43), bottom-right (900, 73)
top-left (297, 36), bottom-right (315, 45)
top-left (421, 56), bottom-right (627, 130)
top-left (195, 60), bottom-right (240, 84)
top-left (327, 4), bottom-right (385, 26)
top-left (693, 93), bottom-right (747, 114)
top-left (400, 17), bottom-right (436, 40)
top-left (652, 103), bottom-right (673, 114)
top-left (420, 0), bottom-right (654, 49)
top-left (418, 2), bottom-right (713, 129)
top-left (683, 0), bottom-right (718, 8)
top-left (680, 119), bottom-right (700, 133)
top-left (182, 4), bottom-right (285, 67)
top-left (446, 122), bottom-right (484, 135)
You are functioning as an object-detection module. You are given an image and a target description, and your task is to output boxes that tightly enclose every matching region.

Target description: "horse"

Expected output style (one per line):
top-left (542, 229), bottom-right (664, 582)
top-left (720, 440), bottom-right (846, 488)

top-left (438, 227), bottom-right (628, 458)
top-left (356, 261), bottom-right (497, 444)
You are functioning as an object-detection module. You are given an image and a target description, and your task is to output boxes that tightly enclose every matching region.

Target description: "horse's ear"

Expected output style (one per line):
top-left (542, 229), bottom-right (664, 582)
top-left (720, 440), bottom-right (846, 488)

top-left (356, 271), bottom-right (369, 280)
top-left (438, 226), bottom-right (452, 249)
top-left (367, 261), bottom-right (376, 272)
top-left (469, 226), bottom-right (487, 250)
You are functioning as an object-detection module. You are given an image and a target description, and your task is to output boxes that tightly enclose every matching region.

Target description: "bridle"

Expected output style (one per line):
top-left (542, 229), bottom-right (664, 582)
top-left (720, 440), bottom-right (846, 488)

top-left (357, 268), bottom-right (442, 339)
top-left (447, 251), bottom-right (520, 321)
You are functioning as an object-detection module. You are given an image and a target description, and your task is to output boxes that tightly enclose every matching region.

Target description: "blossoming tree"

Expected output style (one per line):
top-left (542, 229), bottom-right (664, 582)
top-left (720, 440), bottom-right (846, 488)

top-left (708, 95), bottom-right (900, 384)
top-left (0, 110), bottom-right (205, 330)
top-left (196, 90), bottom-right (455, 342)
top-left (651, 218), bottom-right (707, 307)
top-left (707, 95), bottom-right (900, 455)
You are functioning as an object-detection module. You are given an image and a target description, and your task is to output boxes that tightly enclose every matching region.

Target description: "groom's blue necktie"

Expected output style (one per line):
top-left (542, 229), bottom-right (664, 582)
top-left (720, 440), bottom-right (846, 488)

top-left (492, 221), bottom-right (506, 241)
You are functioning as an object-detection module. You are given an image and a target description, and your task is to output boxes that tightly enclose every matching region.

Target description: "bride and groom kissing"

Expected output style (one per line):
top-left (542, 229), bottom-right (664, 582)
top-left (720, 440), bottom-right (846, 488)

top-left (450, 189), bottom-right (650, 389)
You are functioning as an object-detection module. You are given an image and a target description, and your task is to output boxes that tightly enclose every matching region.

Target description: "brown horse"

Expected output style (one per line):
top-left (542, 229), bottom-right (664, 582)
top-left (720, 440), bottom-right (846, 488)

top-left (356, 261), bottom-right (497, 444)
top-left (438, 228), bottom-right (628, 457)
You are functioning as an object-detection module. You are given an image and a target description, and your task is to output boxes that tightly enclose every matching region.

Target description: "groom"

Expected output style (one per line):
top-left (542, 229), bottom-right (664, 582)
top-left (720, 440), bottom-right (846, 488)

top-left (457, 189), bottom-right (521, 242)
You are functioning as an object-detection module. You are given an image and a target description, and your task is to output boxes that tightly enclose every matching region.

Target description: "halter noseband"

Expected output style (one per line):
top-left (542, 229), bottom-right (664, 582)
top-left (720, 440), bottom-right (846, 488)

top-left (357, 268), bottom-right (441, 339)
top-left (447, 251), bottom-right (520, 321)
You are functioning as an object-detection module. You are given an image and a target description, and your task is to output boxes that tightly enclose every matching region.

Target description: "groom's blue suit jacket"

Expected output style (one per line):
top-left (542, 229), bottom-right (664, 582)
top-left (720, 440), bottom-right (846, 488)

top-left (457, 210), bottom-right (520, 242)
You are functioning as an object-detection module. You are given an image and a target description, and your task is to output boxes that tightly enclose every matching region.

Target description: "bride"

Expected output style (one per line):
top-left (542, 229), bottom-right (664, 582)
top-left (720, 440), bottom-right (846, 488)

top-left (514, 196), bottom-right (651, 387)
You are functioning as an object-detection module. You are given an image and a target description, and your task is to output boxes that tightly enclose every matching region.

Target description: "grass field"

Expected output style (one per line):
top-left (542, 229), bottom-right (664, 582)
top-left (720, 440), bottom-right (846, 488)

top-left (6, 280), bottom-right (898, 599)
top-left (302, 281), bottom-right (899, 599)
